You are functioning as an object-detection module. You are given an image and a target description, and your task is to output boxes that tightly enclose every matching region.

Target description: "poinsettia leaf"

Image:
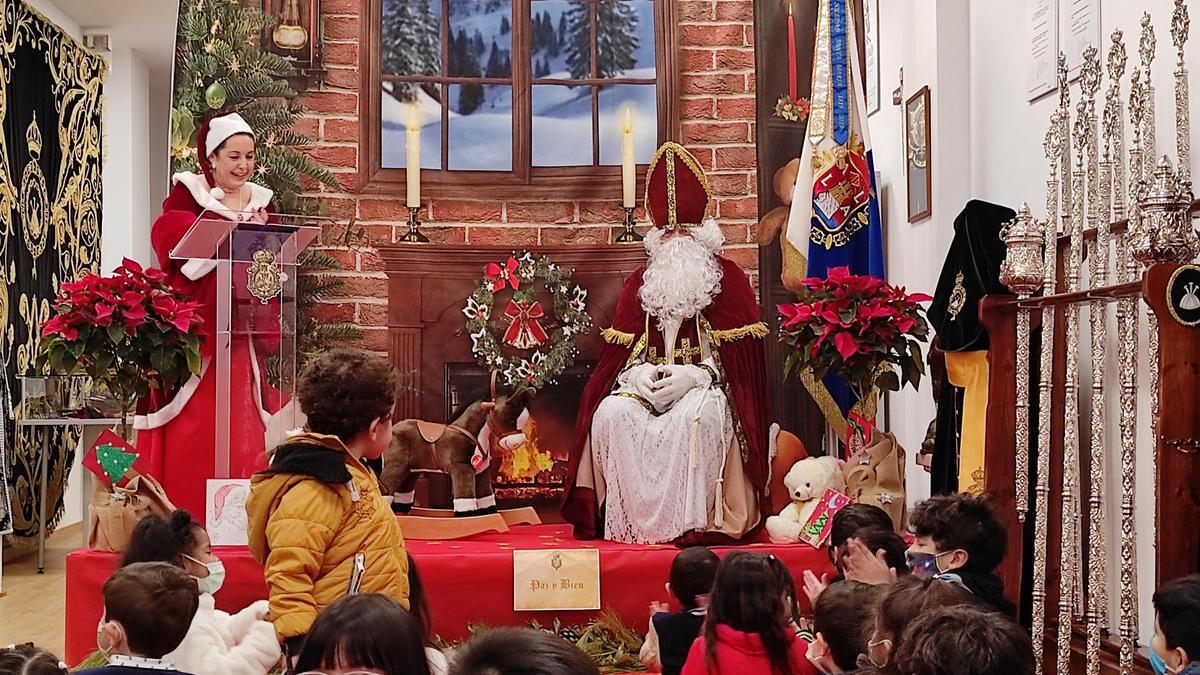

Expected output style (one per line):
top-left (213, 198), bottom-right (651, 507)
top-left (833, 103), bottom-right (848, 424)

top-left (186, 345), bottom-right (202, 375)
top-left (876, 370), bottom-right (900, 392)
top-left (106, 323), bottom-right (125, 344)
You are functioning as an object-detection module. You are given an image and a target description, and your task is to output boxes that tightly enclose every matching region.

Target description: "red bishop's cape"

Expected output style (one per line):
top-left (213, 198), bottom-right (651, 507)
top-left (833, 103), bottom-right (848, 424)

top-left (561, 256), bottom-right (770, 543)
top-left (136, 175), bottom-right (280, 514)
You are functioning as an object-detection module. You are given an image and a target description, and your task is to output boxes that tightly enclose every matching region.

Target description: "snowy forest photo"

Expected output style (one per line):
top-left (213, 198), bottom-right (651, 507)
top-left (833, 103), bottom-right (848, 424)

top-left (380, 0), bottom-right (658, 172)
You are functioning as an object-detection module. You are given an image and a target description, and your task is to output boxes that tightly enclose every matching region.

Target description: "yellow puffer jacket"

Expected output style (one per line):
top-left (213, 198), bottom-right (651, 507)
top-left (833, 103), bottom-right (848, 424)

top-left (246, 432), bottom-right (409, 641)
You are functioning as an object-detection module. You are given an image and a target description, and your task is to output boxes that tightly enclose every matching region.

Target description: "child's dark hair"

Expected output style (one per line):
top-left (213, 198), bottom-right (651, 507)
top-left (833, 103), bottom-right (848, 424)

top-left (669, 546), bottom-right (719, 610)
top-left (704, 552), bottom-right (801, 675)
top-left (814, 581), bottom-right (884, 671)
top-left (874, 575), bottom-right (978, 663)
top-left (908, 492), bottom-right (1006, 572)
top-left (0, 643), bottom-right (67, 675)
top-left (843, 525), bottom-right (908, 575)
top-left (294, 593), bottom-right (430, 675)
top-left (893, 605), bottom-right (1034, 675)
top-left (297, 348), bottom-right (398, 440)
top-left (1153, 573), bottom-right (1200, 661)
top-left (103, 562), bottom-right (199, 658)
top-left (448, 627), bottom-right (600, 675)
top-left (407, 552), bottom-right (433, 644)
top-left (121, 510), bottom-right (203, 569)
top-left (830, 503), bottom-right (894, 549)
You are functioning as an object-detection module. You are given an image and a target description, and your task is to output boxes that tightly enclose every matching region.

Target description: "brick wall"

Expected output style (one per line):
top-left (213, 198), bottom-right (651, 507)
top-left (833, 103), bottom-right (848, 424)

top-left (301, 0), bottom-right (759, 352)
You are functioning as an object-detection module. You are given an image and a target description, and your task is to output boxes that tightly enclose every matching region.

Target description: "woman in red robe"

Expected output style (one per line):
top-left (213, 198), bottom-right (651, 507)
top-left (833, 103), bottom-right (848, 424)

top-left (136, 112), bottom-right (279, 515)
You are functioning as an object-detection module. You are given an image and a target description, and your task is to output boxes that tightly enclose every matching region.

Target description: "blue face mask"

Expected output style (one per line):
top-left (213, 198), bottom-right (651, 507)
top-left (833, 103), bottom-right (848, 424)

top-left (1148, 649), bottom-right (1174, 675)
top-left (905, 550), bottom-right (950, 577)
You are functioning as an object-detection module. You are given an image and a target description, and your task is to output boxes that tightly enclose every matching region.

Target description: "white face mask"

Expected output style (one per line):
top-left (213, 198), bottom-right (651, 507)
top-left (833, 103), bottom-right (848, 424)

top-left (183, 553), bottom-right (226, 595)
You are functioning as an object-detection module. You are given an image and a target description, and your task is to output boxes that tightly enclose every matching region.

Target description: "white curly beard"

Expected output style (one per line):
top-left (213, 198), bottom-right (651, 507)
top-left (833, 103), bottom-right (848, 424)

top-left (639, 218), bottom-right (725, 331)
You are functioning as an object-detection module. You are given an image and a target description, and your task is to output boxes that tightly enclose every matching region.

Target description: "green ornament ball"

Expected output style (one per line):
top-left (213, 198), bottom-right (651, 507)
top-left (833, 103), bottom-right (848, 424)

top-left (205, 81), bottom-right (228, 110)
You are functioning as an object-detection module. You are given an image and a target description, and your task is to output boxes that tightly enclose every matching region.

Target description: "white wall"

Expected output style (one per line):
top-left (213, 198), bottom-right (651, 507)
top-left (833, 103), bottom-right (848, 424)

top-left (21, 0), bottom-right (79, 37)
top-left (102, 45), bottom-right (154, 273)
top-left (876, 0), bottom-right (1196, 647)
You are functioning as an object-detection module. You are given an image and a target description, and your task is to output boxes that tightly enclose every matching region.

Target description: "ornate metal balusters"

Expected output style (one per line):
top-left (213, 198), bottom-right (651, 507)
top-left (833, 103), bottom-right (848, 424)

top-left (1142, 13), bottom-right (1158, 180)
top-left (1077, 44), bottom-right (1110, 675)
top-left (1105, 28), bottom-right (1141, 675)
top-left (1001, 205), bottom-right (1045, 523)
top-left (1173, 0), bottom-right (1191, 187)
top-left (1031, 100), bottom-right (1064, 675)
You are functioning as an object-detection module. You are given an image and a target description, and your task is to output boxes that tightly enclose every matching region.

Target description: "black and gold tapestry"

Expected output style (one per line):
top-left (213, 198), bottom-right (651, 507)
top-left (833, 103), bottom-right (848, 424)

top-left (0, 1), bottom-right (104, 538)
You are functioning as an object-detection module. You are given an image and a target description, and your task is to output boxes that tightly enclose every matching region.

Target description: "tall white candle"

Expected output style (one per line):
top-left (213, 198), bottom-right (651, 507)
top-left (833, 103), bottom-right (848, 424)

top-left (621, 108), bottom-right (635, 208)
top-left (406, 105), bottom-right (421, 209)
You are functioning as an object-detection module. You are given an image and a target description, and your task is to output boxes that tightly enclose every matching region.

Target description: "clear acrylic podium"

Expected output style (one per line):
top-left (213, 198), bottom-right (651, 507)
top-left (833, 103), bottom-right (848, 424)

top-left (170, 210), bottom-right (324, 478)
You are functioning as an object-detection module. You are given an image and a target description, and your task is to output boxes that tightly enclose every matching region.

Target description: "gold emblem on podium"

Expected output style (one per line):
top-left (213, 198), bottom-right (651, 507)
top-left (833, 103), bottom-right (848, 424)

top-left (247, 248), bottom-right (281, 304)
top-left (947, 271), bottom-right (967, 319)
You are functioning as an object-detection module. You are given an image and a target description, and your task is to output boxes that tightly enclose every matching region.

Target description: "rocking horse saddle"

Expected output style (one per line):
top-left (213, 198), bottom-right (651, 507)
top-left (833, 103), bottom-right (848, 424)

top-left (415, 420), bottom-right (466, 445)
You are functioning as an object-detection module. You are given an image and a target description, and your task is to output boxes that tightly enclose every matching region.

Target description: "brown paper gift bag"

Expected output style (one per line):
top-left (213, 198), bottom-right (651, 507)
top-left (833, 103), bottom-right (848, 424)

top-left (87, 473), bottom-right (176, 552)
top-left (843, 429), bottom-right (907, 531)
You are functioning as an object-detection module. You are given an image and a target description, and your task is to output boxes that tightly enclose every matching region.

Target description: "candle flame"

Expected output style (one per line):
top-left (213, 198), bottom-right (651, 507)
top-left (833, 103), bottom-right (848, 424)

top-left (622, 107), bottom-right (634, 134)
top-left (788, 1), bottom-right (793, 16)
top-left (405, 104), bottom-right (421, 132)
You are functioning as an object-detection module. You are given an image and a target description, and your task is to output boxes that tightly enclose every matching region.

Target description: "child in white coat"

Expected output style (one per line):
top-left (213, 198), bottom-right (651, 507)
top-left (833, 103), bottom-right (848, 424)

top-left (122, 510), bottom-right (280, 675)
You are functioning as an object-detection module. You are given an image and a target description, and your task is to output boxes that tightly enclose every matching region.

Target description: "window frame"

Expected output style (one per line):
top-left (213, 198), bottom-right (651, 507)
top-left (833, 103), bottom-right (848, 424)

top-left (358, 0), bottom-right (680, 199)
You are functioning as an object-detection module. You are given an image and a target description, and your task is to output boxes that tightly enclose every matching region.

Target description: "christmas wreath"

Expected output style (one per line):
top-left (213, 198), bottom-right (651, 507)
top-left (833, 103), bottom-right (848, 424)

top-left (463, 252), bottom-right (592, 389)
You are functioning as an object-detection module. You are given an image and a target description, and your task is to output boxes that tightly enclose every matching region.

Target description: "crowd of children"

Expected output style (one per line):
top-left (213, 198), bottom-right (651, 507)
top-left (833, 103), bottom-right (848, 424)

top-left (2, 348), bottom-right (1199, 674)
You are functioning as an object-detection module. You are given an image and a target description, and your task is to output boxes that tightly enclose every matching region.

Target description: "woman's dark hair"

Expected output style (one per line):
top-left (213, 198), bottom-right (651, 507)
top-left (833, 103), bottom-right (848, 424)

top-left (293, 594), bottom-right (430, 675)
top-left (704, 552), bottom-right (800, 675)
top-left (407, 552), bottom-right (433, 644)
top-left (814, 581), bottom-right (884, 670)
top-left (211, 132), bottom-right (254, 157)
top-left (842, 525), bottom-right (909, 576)
top-left (670, 546), bottom-right (720, 610)
top-left (297, 348), bottom-right (398, 441)
top-left (121, 510), bottom-right (203, 569)
top-left (908, 492), bottom-right (1006, 572)
top-left (874, 575), bottom-right (978, 663)
top-left (0, 643), bottom-right (67, 675)
top-left (893, 605), bottom-right (1034, 675)
top-left (448, 627), bottom-right (599, 675)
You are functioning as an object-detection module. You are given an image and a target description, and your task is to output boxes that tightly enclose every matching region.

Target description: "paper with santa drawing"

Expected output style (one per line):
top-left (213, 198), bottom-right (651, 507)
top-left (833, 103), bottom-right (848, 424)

top-left (206, 479), bottom-right (250, 546)
top-left (798, 489), bottom-right (853, 548)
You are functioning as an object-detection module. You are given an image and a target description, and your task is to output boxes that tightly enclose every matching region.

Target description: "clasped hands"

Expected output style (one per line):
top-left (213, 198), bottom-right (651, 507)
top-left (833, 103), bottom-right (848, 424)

top-left (631, 363), bottom-right (712, 412)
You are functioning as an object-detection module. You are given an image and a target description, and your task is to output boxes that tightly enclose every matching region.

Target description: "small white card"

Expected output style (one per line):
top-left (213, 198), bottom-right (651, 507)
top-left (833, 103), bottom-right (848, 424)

top-left (206, 478), bottom-right (251, 546)
top-left (513, 549), bottom-right (601, 611)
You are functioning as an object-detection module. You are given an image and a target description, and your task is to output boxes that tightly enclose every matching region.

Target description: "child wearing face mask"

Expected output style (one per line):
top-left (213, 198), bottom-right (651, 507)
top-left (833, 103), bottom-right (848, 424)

top-left (246, 348), bottom-right (409, 666)
top-left (842, 492), bottom-right (1015, 616)
top-left (640, 546), bottom-right (720, 674)
top-left (1150, 574), bottom-right (1200, 675)
top-left (807, 581), bottom-right (882, 674)
top-left (859, 575), bottom-right (978, 670)
top-left (121, 511), bottom-right (279, 675)
top-left (78, 563), bottom-right (199, 674)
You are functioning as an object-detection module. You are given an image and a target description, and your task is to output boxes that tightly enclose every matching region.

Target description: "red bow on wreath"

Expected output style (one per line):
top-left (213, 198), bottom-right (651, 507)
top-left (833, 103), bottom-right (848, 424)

top-left (503, 299), bottom-right (548, 350)
top-left (485, 257), bottom-right (520, 292)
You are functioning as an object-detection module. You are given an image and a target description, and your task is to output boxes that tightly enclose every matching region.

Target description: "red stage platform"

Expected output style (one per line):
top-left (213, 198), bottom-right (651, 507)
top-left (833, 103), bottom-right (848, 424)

top-left (64, 524), bottom-right (833, 665)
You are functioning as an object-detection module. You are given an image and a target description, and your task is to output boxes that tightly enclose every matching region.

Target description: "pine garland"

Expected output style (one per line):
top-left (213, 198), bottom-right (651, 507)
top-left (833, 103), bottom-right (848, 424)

top-left (172, 0), bottom-right (361, 372)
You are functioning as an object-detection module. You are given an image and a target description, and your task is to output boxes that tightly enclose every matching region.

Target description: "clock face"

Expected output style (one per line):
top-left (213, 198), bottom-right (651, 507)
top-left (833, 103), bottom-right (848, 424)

top-left (1167, 264), bottom-right (1200, 327)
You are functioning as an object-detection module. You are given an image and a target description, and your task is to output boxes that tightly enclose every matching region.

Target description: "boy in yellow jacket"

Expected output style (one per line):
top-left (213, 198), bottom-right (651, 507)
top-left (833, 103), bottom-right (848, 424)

top-left (246, 348), bottom-right (408, 661)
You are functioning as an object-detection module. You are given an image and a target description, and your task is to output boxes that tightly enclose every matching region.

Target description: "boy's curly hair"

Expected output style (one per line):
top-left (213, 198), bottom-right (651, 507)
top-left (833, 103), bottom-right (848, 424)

top-left (909, 492), bottom-right (1007, 572)
top-left (297, 348), bottom-right (398, 441)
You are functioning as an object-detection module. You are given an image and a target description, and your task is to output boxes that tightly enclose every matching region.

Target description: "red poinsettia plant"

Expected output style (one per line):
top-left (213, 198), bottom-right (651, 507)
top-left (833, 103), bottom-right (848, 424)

top-left (37, 258), bottom-right (204, 417)
top-left (778, 266), bottom-right (933, 400)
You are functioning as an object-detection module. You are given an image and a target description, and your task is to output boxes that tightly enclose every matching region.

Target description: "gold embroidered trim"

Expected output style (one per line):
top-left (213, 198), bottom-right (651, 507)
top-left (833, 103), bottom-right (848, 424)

top-left (708, 322), bottom-right (770, 346)
top-left (601, 327), bottom-right (636, 346)
top-left (614, 391), bottom-right (663, 417)
top-left (623, 332), bottom-right (649, 370)
top-left (642, 141), bottom-right (713, 230)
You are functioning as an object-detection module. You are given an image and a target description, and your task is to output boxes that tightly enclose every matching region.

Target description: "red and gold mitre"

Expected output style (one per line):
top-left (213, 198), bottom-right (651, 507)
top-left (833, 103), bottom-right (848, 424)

top-left (643, 142), bottom-right (713, 230)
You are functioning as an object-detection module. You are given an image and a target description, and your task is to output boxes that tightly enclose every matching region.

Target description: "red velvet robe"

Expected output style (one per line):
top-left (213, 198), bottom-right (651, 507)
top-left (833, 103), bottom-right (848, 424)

top-left (561, 257), bottom-right (770, 543)
top-left (136, 175), bottom-right (279, 515)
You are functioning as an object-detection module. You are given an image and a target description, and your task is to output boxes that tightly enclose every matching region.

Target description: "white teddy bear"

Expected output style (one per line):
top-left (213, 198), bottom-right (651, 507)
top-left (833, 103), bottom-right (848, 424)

top-left (765, 456), bottom-right (847, 544)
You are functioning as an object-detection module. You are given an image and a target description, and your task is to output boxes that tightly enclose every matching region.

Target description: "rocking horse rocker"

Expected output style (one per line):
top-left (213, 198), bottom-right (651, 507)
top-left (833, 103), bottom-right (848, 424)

top-left (381, 379), bottom-right (542, 539)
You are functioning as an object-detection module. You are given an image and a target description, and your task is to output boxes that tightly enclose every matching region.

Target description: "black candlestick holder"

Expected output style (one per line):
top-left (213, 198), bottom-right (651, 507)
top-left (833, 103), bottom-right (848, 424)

top-left (615, 206), bottom-right (642, 243)
top-left (398, 205), bottom-right (429, 243)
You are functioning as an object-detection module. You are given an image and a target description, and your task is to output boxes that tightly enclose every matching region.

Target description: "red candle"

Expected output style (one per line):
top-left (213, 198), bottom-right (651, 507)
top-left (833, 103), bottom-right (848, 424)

top-left (787, 2), bottom-right (797, 100)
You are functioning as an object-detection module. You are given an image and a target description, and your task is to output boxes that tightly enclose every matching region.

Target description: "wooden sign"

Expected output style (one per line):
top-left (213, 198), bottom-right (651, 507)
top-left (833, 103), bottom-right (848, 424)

top-left (513, 549), bottom-right (601, 611)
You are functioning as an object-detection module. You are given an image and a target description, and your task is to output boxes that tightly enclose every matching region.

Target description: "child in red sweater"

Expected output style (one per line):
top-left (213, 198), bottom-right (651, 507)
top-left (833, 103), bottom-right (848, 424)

top-left (681, 552), bottom-right (817, 675)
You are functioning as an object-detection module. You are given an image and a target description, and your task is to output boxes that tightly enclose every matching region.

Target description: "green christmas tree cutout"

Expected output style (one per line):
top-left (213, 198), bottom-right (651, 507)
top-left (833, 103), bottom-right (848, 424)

top-left (96, 443), bottom-right (139, 485)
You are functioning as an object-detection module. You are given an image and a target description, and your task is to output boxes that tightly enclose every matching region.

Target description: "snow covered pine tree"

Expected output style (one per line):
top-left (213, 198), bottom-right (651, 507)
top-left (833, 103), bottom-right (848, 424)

top-left (566, 0), bottom-right (639, 80)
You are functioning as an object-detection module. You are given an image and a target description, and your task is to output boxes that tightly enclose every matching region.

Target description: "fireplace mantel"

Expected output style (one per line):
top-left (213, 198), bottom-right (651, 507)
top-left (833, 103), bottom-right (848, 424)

top-left (378, 243), bottom-right (647, 421)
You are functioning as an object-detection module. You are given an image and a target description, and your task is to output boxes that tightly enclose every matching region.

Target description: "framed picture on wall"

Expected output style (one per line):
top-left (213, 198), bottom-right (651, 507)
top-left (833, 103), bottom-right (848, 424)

top-left (905, 86), bottom-right (932, 223)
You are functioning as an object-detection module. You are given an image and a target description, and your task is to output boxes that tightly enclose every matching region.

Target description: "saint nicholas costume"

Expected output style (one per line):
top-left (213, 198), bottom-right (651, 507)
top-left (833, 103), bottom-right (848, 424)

top-left (561, 143), bottom-right (770, 544)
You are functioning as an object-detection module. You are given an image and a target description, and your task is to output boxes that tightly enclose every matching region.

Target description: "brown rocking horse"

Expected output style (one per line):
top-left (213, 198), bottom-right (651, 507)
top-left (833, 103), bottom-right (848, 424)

top-left (382, 383), bottom-right (534, 517)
